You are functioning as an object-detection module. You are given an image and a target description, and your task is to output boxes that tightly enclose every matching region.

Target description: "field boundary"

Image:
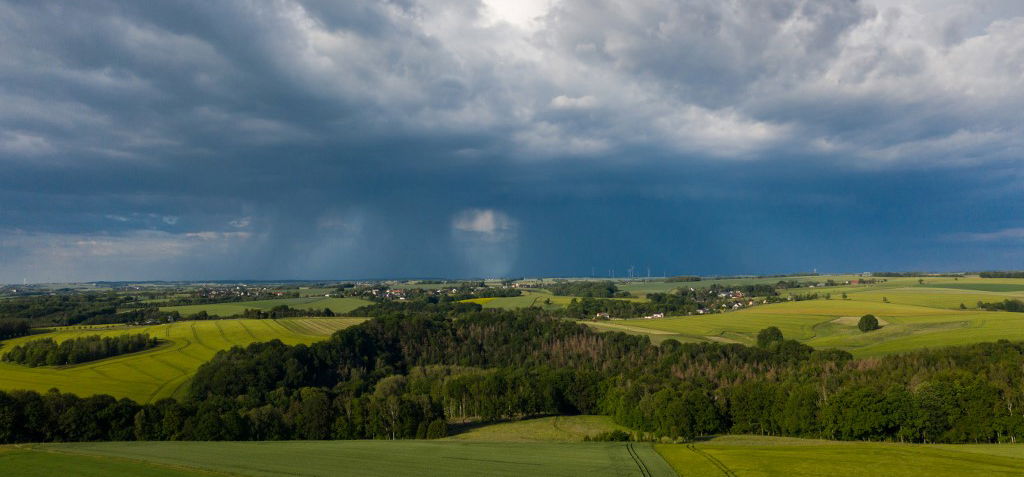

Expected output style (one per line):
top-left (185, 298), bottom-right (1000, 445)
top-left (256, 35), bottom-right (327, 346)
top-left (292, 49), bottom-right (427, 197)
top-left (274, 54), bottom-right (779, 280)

top-left (686, 444), bottom-right (736, 477)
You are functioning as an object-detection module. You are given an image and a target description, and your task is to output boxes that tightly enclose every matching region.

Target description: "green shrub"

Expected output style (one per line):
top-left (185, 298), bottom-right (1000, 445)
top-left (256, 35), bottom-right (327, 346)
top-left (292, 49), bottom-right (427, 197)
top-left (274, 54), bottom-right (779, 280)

top-left (858, 314), bottom-right (880, 332)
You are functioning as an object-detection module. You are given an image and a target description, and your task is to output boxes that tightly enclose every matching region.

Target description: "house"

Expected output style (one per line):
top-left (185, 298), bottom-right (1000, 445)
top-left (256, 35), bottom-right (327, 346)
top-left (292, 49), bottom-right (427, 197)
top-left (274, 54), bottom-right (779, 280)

top-left (652, 312), bottom-right (664, 318)
top-left (595, 312), bottom-right (610, 319)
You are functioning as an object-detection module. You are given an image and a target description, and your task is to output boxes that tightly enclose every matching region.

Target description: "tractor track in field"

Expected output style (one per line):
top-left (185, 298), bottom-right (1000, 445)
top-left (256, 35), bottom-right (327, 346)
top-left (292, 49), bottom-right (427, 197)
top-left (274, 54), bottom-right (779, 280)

top-left (236, 319), bottom-right (258, 340)
top-left (625, 442), bottom-right (652, 477)
top-left (190, 323), bottom-right (218, 353)
top-left (212, 320), bottom-right (232, 346)
top-left (686, 444), bottom-right (736, 477)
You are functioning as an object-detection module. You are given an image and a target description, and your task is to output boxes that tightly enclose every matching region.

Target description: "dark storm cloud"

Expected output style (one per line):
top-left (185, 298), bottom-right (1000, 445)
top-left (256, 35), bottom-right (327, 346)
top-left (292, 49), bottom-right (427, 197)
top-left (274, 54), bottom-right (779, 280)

top-left (1, 0), bottom-right (1023, 281)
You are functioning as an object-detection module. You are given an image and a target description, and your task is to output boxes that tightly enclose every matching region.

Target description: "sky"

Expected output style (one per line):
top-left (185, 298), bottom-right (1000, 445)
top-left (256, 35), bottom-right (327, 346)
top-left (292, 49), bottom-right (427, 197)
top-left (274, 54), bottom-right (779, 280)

top-left (1, 0), bottom-right (1024, 282)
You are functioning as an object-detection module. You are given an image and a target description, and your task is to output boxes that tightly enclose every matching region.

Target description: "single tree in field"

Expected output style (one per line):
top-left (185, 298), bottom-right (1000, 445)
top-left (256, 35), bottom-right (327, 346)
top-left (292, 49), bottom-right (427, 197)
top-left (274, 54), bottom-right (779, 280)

top-left (858, 314), bottom-right (880, 332)
top-left (882, 296), bottom-right (889, 303)
top-left (960, 303), bottom-right (967, 310)
top-left (757, 326), bottom-right (784, 348)
top-left (841, 292), bottom-right (848, 300)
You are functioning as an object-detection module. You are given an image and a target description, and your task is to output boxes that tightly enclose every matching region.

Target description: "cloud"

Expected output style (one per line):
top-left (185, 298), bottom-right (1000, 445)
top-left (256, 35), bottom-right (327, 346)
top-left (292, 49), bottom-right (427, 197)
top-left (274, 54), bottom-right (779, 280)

top-left (1, 1), bottom-right (1023, 280)
top-left (0, 131), bottom-right (54, 157)
top-left (948, 228), bottom-right (1024, 243)
top-left (550, 95), bottom-right (597, 110)
top-left (451, 209), bottom-right (518, 277)
top-left (452, 209), bottom-right (517, 241)
top-left (0, 228), bottom-right (256, 282)
top-left (2, 0), bottom-right (1021, 167)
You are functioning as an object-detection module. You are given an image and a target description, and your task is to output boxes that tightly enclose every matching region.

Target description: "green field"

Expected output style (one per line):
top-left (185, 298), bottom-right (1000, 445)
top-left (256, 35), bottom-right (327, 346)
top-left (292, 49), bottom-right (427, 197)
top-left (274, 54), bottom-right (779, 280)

top-left (0, 318), bottom-right (365, 402)
top-left (918, 282), bottom-right (1024, 293)
top-left (481, 289), bottom-right (647, 311)
top-left (482, 289), bottom-right (571, 310)
top-left (7, 434), bottom-right (1021, 476)
top-left (655, 435), bottom-right (1024, 477)
top-left (158, 296), bottom-right (371, 316)
top-left (588, 292), bottom-right (1024, 356)
top-left (12, 440), bottom-right (677, 477)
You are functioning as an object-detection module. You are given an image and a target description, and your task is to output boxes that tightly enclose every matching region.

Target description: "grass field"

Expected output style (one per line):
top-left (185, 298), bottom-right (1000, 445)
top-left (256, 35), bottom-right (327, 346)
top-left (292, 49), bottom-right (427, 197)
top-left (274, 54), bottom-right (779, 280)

top-left (447, 415), bottom-right (630, 442)
top-left (655, 435), bottom-right (1024, 477)
top-left (158, 296), bottom-right (371, 316)
top-left (918, 282), bottom-right (1024, 293)
top-left (481, 289), bottom-right (647, 311)
top-left (588, 293), bottom-right (1024, 356)
top-left (0, 318), bottom-right (365, 402)
top-left (14, 440), bottom-right (677, 477)
top-left (7, 434), bottom-right (1020, 476)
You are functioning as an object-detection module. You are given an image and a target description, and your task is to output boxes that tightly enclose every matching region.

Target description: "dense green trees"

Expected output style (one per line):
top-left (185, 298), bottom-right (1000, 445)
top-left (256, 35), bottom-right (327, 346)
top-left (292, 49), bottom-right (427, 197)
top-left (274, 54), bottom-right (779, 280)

top-left (757, 327), bottom-right (783, 347)
top-left (2, 333), bottom-right (159, 367)
top-left (563, 295), bottom-right (697, 319)
top-left (0, 307), bottom-right (1023, 445)
top-left (858, 314), bottom-right (880, 332)
top-left (980, 271), bottom-right (1024, 278)
top-left (0, 320), bottom-right (30, 340)
top-left (665, 276), bottom-right (701, 282)
top-left (544, 281), bottom-right (625, 298)
top-left (978, 299), bottom-right (1024, 312)
top-left (240, 305), bottom-right (335, 319)
top-left (0, 293), bottom-right (127, 326)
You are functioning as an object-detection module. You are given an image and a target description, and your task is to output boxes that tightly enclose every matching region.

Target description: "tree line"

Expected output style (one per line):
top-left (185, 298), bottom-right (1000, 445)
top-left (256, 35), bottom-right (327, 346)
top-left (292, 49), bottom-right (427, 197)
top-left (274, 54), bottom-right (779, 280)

top-left (665, 276), bottom-right (701, 282)
top-left (0, 320), bottom-right (30, 340)
top-left (0, 293), bottom-right (128, 326)
top-left (544, 281), bottom-right (630, 298)
top-left (2, 333), bottom-right (159, 367)
top-left (978, 299), bottom-right (1024, 312)
top-left (0, 306), bottom-right (1023, 444)
top-left (979, 271), bottom-right (1024, 278)
top-left (125, 291), bottom-right (300, 309)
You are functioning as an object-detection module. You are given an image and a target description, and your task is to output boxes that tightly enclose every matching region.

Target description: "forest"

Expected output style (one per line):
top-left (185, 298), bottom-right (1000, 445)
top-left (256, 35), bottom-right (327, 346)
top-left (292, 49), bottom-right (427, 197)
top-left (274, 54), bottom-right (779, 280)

top-left (544, 281), bottom-right (630, 298)
top-left (0, 304), bottom-right (1021, 444)
top-left (2, 333), bottom-right (159, 367)
top-left (0, 319), bottom-right (30, 340)
top-left (0, 293), bottom-right (128, 326)
top-left (979, 271), bottom-right (1024, 278)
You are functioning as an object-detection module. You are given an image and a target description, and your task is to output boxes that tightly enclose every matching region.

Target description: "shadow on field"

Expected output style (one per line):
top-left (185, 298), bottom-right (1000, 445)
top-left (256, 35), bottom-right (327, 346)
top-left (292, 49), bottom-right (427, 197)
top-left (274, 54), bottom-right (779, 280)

top-left (445, 415), bottom-right (560, 437)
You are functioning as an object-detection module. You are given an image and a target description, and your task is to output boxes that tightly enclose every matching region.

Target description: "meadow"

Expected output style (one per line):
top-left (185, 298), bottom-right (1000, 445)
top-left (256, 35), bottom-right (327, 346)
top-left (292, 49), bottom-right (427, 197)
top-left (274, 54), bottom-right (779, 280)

top-left (6, 431), bottom-right (1021, 477)
top-left (158, 296), bottom-right (371, 316)
top-left (0, 318), bottom-right (364, 402)
top-left (655, 435), bottom-right (1024, 477)
top-left (12, 440), bottom-right (677, 477)
top-left (585, 276), bottom-right (1024, 356)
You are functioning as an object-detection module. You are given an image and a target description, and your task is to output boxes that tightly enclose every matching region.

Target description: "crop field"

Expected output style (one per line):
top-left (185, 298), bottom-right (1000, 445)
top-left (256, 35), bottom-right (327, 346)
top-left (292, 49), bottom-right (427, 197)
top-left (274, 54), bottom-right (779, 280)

top-left (481, 289), bottom-right (570, 310)
top-left (16, 440), bottom-right (677, 477)
top-left (158, 296), bottom-right (371, 316)
top-left (655, 435), bottom-right (1024, 477)
top-left (589, 290), bottom-right (1024, 356)
top-left (447, 415), bottom-right (630, 442)
top-left (0, 318), bottom-right (365, 402)
top-left (482, 289), bottom-right (647, 310)
top-left (843, 287), bottom-right (1010, 309)
top-left (918, 282), bottom-right (1024, 293)
top-left (8, 434), bottom-right (1020, 476)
